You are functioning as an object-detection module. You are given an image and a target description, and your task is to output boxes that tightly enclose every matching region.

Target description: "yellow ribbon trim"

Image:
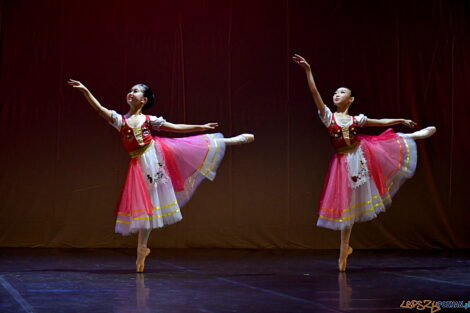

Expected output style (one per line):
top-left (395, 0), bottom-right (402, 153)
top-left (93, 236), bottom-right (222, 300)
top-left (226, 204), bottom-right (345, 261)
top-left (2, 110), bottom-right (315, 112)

top-left (203, 134), bottom-right (219, 176)
top-left (319, 193), bottom-right (391, 222)
top-left (117, 202), bottom-right (178, 217)
top-left (197, 135), bottom-right (211, 172)
top-left (116, 209), bottom-right (181, 224)
top-left (176, 134), bottom-right (219, 201)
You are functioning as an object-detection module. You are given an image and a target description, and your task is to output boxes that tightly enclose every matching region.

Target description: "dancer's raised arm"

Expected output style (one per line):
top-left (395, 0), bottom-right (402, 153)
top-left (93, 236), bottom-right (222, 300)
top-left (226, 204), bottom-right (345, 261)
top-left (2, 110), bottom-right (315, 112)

top-left (292, 54), bottom-right (327, 116)
top-left (67, 79), bottom-right (112, 123)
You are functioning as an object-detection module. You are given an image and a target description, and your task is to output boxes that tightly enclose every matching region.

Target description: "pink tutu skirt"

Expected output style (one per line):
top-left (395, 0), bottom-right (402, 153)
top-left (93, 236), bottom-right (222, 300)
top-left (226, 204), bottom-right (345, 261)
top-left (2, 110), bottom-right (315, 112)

top-left (115, 133), bottom-right (226, 235)
top-left (317, 129), bottom-right (417, 230)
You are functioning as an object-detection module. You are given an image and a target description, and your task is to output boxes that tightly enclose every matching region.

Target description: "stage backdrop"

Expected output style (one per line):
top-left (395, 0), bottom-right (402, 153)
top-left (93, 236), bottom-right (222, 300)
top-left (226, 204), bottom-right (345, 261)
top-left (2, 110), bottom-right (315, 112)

top-left (0, 0), bottom-right (468, 249)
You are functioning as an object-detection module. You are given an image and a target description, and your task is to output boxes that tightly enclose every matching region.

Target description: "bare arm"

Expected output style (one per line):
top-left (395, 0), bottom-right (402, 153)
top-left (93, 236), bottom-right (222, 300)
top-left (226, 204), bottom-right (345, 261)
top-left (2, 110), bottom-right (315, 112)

top-left (292, 54), bottom-right (327, 116)
top-left (160, 122), bottom-right (218, 133)
top-left (365, 118), bottom-right (416, 128)
top-left (67, 79), bottom-right (113, 123)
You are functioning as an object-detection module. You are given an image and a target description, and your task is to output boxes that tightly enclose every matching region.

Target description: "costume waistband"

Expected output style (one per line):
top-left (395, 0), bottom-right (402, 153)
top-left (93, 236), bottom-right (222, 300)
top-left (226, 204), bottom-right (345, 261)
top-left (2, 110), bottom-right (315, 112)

top-left (129, 140), bottom-right (153, 158)
top-left (335, 141), bottom-right (359, 154)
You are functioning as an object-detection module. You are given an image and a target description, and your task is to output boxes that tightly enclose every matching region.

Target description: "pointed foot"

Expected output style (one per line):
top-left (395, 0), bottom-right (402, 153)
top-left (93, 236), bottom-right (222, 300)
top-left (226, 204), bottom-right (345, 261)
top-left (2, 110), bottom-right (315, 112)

top-left (410, 126), bottom-right (437, 140)
top-left (136, 246), bottom-right (151, 273)
top-left (338, 246), bottom-right (353, 272)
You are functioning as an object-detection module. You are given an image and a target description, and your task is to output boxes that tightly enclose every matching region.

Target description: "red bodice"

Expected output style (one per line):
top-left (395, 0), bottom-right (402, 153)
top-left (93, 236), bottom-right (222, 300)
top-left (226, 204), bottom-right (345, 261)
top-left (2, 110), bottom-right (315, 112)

top-left (327, 114), bottom-right (360, 153)
top-left (120, 115), bottom-right (153, 154)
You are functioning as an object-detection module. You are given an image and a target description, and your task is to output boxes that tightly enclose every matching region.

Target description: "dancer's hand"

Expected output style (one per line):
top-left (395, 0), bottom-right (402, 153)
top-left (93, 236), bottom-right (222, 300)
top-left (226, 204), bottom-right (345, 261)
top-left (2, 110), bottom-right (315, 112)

top-left (66, 79), bottom-right (112, 122)
top-left (67, 79), bottom-right (88, 92)
top-left (401, 119), bottom-right (417, 128)
top-left (202, 123), bottom-right (219, 130)
top-left (292, 54), bottom-right (311, 70)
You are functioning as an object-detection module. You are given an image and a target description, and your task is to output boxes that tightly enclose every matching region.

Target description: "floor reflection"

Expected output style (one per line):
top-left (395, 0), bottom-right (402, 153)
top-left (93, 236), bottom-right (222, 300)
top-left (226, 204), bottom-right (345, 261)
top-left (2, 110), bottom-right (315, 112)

top-left (113, 274), bottom-right (150, 313)
top-left (135, 274), bottom-right (150, 313)
top-left (338, 272), bottom-right (352, 310)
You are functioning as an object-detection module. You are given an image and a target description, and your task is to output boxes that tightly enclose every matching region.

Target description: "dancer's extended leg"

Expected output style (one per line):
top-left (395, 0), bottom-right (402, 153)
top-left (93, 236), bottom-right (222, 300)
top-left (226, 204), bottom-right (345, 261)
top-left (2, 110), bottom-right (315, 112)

top-left (339, 226), bottom-right (353, 272)
top-left (401, 126), bottom-right (436, 140)
top-left (136, 228), bottom-right (152, 273)
top-left (219, 133), bottom-right (255, 146)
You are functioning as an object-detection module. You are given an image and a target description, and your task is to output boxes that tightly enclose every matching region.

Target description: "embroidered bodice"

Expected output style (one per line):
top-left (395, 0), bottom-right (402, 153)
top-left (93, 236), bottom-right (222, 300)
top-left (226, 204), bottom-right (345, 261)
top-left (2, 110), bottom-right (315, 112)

top-left (327, 114), bottom-right (360, 153)
top-left (120, 115), bottom-right (153, 153)
top-left (108, 111), bottom-right (166, 157)
top-left (318, 107), bottom-right (367, 154)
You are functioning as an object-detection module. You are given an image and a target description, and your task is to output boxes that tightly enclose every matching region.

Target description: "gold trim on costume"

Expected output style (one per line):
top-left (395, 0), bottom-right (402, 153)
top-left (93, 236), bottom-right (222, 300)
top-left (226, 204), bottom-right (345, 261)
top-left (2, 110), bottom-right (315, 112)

top-left (386, 137), bottom-right (410, 191)
top-left (336, 142), bottom-right (359, 154)
top-left (177, 134), bottom-right (219, 201)
top-left (196, 135), bottom-right (211, 172)
top-left (116, 209), bottom-right (181, 224)
top-left (319, 193), bottom-right (391, 222)
top-left (117, 201), bottom-right (178, 216)
top-left (342, 126), bottom-right (351, 146)
top-left (129, 140), bottom-right (153, 158)
top-left (202, 134), bottom-right (219, 176)
top-left (132, 127), bottom-right (145, 146)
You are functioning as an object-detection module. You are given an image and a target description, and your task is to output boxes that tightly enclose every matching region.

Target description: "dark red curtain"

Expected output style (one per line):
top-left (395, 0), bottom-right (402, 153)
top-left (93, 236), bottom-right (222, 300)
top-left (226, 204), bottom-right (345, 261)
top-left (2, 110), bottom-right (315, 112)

top-left (0, 0), bottom-right (468, 249)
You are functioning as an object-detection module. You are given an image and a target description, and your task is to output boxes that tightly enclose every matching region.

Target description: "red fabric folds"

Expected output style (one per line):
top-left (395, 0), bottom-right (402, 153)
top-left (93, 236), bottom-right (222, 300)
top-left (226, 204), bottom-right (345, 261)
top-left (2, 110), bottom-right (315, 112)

top-left (115, 158), bottom-right (154, 217)
top-left (318, 154), bottom-right (352, 218)
top-left (358, 129), bottom-right (401, 196)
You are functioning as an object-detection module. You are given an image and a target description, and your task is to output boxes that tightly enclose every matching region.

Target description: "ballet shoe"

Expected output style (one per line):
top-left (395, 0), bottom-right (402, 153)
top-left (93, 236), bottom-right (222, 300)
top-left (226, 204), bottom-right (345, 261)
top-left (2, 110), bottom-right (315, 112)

top-left (338, 245), bottom-right (353, 272)
top-left (225, 133), bottom-right (255, 145)
top-left (410, 126), bottom-right (436, 140)
top-left (136, 245), bottom-right (151, 273)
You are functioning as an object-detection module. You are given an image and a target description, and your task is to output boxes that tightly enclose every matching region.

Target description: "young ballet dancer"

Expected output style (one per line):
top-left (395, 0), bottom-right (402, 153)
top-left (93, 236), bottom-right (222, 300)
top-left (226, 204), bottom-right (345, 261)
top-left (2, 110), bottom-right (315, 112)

top-left (68, 79), bottom-right (254, 272)
top-left (292, 54), bottom-right (436, 271)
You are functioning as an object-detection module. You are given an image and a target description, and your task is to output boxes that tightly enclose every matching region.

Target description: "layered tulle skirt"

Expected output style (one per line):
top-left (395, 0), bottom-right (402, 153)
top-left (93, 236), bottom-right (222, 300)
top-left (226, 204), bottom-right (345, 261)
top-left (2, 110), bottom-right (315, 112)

top-left (115, 133), bottom-right (226, 235)
top-left (317, 129), bottom-right (417, 230)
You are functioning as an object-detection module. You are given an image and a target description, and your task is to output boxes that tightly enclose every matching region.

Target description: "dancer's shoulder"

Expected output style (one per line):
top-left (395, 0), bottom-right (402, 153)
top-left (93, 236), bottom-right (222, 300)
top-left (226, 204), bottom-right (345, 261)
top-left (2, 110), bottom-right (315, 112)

top-left (148, 115), bottom-right (167, 130)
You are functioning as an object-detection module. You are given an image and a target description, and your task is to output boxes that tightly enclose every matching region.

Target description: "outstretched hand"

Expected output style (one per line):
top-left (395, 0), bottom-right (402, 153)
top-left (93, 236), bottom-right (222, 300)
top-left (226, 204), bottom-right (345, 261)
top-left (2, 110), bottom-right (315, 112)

top-left (67, 79), bottom-right (88, 92)
top-left (202, 123), bottom-right (219, 130)
top-left (401, 119), bottom-right (417, 128)
top-left (292, 54), bottom-right (311, 70)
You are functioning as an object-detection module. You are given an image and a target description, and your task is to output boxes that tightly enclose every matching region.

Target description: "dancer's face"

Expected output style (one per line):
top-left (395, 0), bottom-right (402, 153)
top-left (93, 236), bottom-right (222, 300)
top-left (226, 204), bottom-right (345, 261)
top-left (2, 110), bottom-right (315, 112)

top-left (127, 85), bottom-right (147, 107)
top-left (333, 87), bottom-right (354, 107)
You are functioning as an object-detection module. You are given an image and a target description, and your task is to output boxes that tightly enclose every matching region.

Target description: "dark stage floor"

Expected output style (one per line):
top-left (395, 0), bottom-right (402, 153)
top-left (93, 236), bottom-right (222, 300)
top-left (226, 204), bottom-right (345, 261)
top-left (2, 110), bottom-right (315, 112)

top-left (0, 248), bottom-right (469, 313)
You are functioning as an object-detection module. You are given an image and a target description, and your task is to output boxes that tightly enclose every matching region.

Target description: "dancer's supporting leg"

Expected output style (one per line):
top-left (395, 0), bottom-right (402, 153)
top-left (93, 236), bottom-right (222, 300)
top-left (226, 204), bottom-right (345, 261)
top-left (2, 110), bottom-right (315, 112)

top-left (219, 133), bottom-right (255, 146)
top-left (401, 126), bottom-right (436, 140)
top-left (339, 226), bottom-right (353, 272)
top-left (136, 228), bottom-right (152, 273)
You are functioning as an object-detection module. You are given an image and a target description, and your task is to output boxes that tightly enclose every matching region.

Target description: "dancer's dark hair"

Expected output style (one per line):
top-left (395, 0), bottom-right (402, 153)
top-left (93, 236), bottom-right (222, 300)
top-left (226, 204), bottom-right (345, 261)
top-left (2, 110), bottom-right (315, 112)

top-left (138, 84), bottom-right (155, 111)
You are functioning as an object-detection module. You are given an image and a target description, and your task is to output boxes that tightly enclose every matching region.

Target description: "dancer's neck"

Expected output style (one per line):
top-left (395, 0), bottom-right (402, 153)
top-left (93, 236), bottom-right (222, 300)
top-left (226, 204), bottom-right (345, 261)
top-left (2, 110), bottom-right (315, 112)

top-left (127, 106), bottom-right (143, 117)
top-left (335, 103), bottom-right (350, 115)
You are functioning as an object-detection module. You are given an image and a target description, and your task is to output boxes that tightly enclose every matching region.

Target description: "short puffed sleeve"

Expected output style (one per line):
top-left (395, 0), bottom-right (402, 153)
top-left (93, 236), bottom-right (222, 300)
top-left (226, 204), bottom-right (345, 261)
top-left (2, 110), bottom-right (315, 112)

top-left (108, 110), bottom-right (123, 131)
top-left (149, 115), bottom-right (166, 131)
top-left (318, 106), bottom-right (333, 127)
top-left (355, 114), bottom-right (367, 127)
